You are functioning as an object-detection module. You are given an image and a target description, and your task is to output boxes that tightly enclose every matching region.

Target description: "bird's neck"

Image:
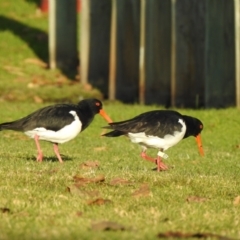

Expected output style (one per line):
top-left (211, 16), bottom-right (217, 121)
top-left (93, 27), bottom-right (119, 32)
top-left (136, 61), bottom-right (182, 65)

top-left (182, 115), bottom-right (196, 139)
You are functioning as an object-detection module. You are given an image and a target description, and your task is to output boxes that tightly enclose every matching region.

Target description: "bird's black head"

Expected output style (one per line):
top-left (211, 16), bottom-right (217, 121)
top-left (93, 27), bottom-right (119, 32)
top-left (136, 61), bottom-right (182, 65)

top-left (86, 98), bottom-right (103, 114)
top-left (183, 115), bottom-right (204, 156)
top-left (79, 98), bottom-right (112, 123)
top-left (183, 115), bottom-right (203, 138)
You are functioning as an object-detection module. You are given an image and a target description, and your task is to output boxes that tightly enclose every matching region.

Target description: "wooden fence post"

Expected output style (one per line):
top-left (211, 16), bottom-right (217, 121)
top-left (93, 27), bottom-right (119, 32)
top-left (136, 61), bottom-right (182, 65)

top-left (144, 0), bottom-right (171, 106)
top-left (235, 0), bottom-right (240, 108)
top-left (49, 0), bottom-right (78, 75)
top-left (49, 0), bottom-right (56, 69)
top-left (85, 0), bottom-right (237, 107)
top-left (205, 0), bottom-right (235, 108)
top-left (88, 0), bottom-right (111, 97)
top-left (115, 0), bottom-right (140, 103)
top-left (171, 0), bottom-right (176, 108)
top-left (109, 0), bottom-right (117, 100)
top-left (174, 0), bottom-right (206, 108)
top-left (80, 0), bottom-right (90, 85)
top-left (139, 0), bottom-right (146, 105)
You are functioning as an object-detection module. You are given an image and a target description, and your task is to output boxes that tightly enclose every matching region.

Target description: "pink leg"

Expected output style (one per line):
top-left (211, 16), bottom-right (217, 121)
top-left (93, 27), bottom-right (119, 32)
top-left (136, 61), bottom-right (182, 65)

top-left (53, 143), bottom-right (63, 163)
top-left (141, 151), bottom-right (156, 163)
top-left (156, 156), bottom-right (168, 172)
top-left (141, 151), bottom-right (168, 171)
top-left (34, 135), bottom-right (43, 162)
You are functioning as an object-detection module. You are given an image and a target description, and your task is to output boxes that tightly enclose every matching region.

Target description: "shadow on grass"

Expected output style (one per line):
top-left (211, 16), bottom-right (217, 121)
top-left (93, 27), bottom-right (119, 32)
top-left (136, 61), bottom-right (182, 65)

top-left (0, 15), bottom-right (78, 79)
top-left (25, 0), bottom-right (40, 7)
top-left (26, 155), bottom-right (73, 162)
top-left (0, 15), bottom-right (48, 62)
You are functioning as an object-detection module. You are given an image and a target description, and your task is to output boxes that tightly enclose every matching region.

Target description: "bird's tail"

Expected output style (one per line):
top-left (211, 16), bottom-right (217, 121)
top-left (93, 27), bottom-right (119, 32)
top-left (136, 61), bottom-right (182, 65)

top-left (102, 130), bottom-right (124, 137)
top-left (0, 121), bottom-right (23, 131)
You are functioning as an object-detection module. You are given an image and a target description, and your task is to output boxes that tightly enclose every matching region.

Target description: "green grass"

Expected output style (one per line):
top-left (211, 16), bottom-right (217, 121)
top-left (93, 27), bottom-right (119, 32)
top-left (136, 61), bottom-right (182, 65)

top-left (0, 102), bottom-right (240, 239)
top-left (0, 0), bottom-right (102, 103)
top-left (1, 0), bottom-right (240, 239)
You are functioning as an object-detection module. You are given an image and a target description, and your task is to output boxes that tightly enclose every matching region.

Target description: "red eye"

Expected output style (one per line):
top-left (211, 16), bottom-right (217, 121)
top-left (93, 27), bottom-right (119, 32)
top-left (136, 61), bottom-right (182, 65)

top-left (200, 125), bottom-right (203, 129)
top-left (95, 102), bottom-right (100, 106)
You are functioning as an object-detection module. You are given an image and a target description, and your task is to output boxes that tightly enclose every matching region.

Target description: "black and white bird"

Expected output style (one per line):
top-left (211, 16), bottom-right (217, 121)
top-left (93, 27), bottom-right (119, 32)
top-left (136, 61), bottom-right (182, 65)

top-left (102, 110), bottom-right (204, 171)
top-left (0, 98), bottom-right (112, 163)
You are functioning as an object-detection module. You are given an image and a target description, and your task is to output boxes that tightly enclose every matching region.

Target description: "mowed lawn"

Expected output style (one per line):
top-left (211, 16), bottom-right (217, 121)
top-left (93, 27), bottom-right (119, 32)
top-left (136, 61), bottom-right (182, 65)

top-left (0, 102), bottom-right (240, 240)
top-left (1, 0), bottom-right (240, 239)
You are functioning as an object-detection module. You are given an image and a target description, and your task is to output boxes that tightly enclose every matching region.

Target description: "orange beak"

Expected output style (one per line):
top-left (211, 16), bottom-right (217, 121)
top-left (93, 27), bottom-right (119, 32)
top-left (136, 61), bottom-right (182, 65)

top-left (99, 109), bottom-right (113, 123)
top-left (195, 134), bottom-right (204, 156)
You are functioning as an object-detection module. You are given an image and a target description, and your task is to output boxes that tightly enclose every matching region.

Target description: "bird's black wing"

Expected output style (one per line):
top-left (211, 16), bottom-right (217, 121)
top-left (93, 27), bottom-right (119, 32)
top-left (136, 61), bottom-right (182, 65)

top-left (103, 110), bottom-right (184, 138)
top-left (0, 104), bottom-right (77, 132)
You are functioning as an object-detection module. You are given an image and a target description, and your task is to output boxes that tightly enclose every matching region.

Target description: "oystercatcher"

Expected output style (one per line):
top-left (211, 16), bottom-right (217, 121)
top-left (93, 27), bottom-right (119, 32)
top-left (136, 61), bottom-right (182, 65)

top-left (0, 98), bottom-right (112, 163)
top-left (102, 110), bottom-right (204, 171)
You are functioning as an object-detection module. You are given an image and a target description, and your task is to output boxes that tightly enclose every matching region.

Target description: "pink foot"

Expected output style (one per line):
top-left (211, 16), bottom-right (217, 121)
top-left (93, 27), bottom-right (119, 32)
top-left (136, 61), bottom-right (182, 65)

top-left (156, 156), bottom-right (168, 172)
top-left (53, 143), bottom-right (63, 163)
top-left (141, 151), bottom-right (168, 171)
top-left (36, 152), bottom-right (43, 162)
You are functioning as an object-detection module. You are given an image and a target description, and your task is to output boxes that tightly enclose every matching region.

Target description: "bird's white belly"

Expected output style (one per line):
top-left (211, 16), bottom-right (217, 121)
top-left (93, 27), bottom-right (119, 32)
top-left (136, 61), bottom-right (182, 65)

top-left (128, 119), bottom-right (186, 150)
top-left (24, 112), bottom-right (82, 144)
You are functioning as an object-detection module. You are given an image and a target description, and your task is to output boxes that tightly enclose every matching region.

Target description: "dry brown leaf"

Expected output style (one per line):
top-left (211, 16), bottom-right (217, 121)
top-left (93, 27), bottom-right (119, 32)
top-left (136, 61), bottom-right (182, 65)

top-left (24, 58), bottom-right (48, 68)
top-left (33, 95), bottom-right (43, 103)
top-left (83, 83), bottom-right (93, 91)
top-left (186, 196), bottom-right (209, 203)
top-left (91, 221), bottom-right (127, 231)
top-left (79, 161), bottom-right (100, 169)
top-left (27, 82), bottom-right (39, 89)
top-left (87, 198), bottom-right (112, 206)
top-left (67, 185), bottom-right (87, 197)
top-left (73, 174), bottom-right (105, 186)
top-left (110, 177), bottom-right (132, 186)
top-left (67, 185), bottom-right (100, 198)
top-left (233, 196), bottom-right (240, 205)
top-left (0, 207), bottom-right (11, 214)
top-left (132, 184), bottom-right (151, 198)
top-left (76, 211), bottom-right (83, 217)
top-left (3, 65), bottom-right (24, 76)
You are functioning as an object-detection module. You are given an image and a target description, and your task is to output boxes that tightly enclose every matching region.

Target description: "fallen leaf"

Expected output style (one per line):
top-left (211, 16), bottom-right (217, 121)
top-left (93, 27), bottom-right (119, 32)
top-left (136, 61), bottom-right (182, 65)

top-left (73, 175), bottom-right (105, 186)
top-left (0, 207), bottom-right (11, 214)
top-left (87, 198), bottom-right (112, 206)
top-left (79, 161), bottom-right (100, 169)
top-left (157, 231), bottom-right (235, 239)
top-left (110, 177), bottom-right (133, 186)
top-left (186, 196), bottom-right (209, 203)
top-left (233, 196), bottom-right (240, 205)
top-left (67, 185), bottom-right (100, 198)
top-left (132, 184), bottom-right (151, 198)
top-left (67, 185), bottom-right (87, 197)
top-left (76, 211), bottom-right (83, 217)
top-left (24, 58), bottom-right (47, 68)
top-left (33, 95), bottom-right (43, 103)
top-left (3, 65), bottom-right (25, 76)
top-left (27, 82), bottom-right (39, 89)
top-left (91, 221), bottom-right (126, 231)
top-left (83, 83), bottom-right (93, 91)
